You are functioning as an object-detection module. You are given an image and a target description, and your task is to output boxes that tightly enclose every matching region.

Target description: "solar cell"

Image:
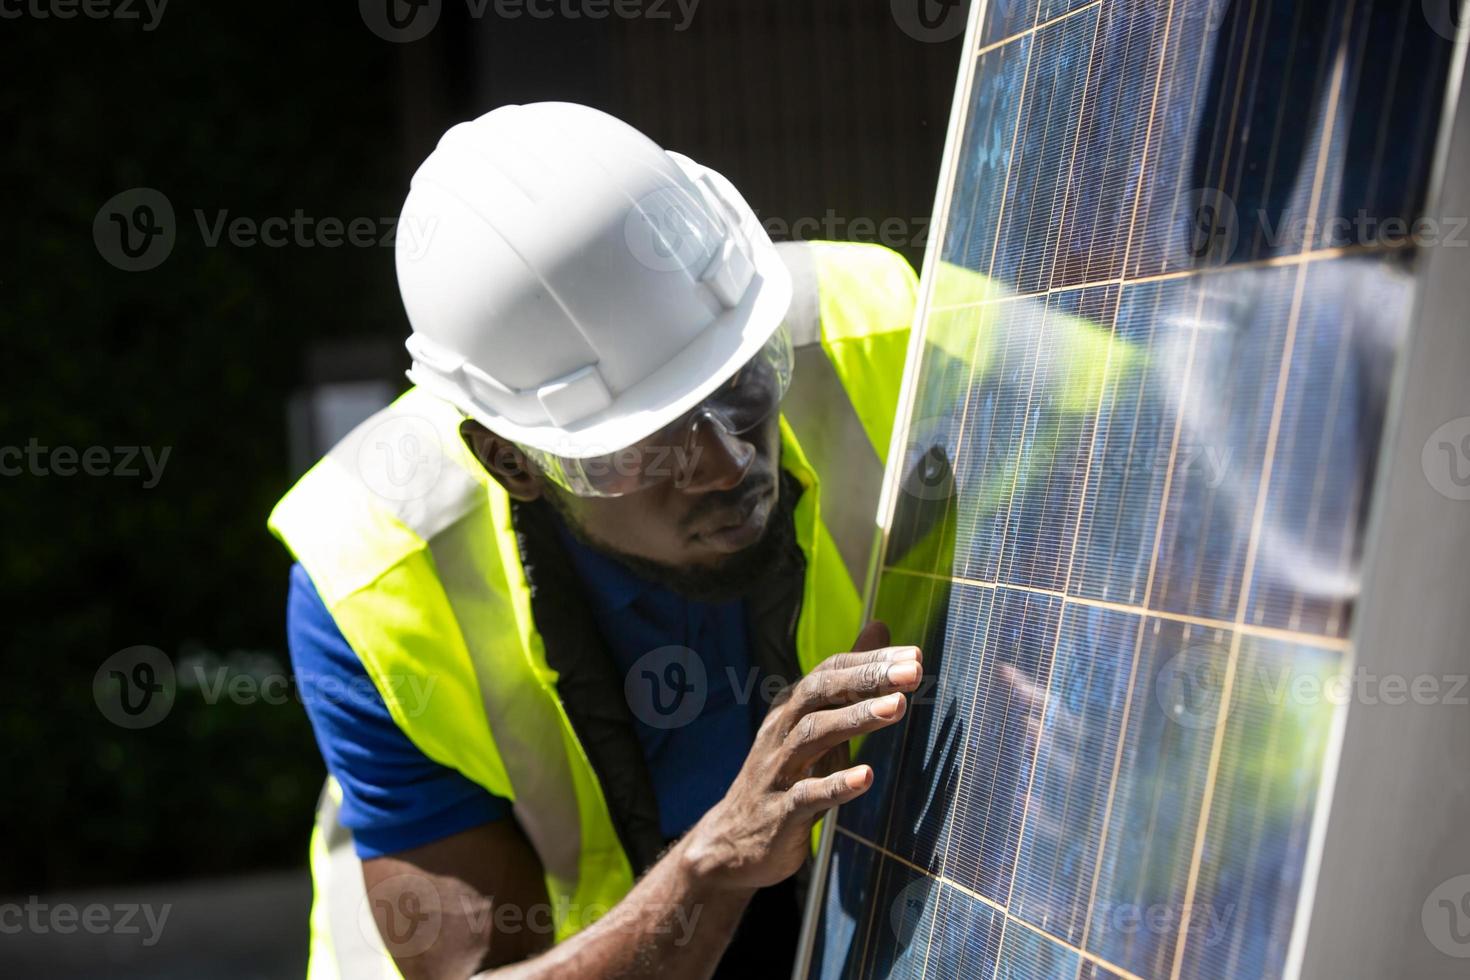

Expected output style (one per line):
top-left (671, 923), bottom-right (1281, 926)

top-left (800, 2), bottom-right (1461, 977)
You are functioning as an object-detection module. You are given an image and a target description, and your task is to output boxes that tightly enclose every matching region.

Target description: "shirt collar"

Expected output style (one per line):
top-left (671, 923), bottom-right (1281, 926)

top-left (551, 514), bottom-right (654, 613)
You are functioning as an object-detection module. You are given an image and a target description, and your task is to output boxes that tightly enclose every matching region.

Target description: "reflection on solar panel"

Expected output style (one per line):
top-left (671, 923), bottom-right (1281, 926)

top-left (804, 2), bottom-right (1459, 978)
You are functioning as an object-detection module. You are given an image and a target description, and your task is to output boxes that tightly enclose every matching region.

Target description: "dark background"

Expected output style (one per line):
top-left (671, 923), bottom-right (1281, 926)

top-left (2, 0), bottom-right (963, 970)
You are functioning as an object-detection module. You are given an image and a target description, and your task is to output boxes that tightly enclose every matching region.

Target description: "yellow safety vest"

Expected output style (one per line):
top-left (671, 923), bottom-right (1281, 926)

top-left (268, 241), bottom-right (918, 978)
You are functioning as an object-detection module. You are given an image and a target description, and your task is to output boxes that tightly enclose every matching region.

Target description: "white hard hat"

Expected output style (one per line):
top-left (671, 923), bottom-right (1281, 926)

top-left (395, 102), bottom-right (793, 459)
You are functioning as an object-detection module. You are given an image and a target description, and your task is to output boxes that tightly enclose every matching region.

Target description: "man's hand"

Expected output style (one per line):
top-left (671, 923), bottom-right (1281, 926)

top-left (682, 621), bottom-right (923, 891)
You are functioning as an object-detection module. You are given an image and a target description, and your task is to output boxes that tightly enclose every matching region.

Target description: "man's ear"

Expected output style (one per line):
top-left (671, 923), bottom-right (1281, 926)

top-left (460, 419), bottom-right (543, 501)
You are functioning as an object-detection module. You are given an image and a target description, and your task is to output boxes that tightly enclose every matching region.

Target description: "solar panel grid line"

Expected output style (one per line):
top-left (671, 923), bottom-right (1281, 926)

top-left (966, 599), bottom-right (1044, 980)
top-left (1075, 161), bottom-right (1211, 973)
top-left (900, 27), bottom-right (1054, 969)
top-left (882, 0), bottom-right (1187, 969)
top-left (813, 8), bottom-right (996, 956)
top-left (815, 0), bottom-right (999, 969)
top-left (977, 0), bottom-right (1107, 59)
top-left (1356, 2), bottom-right (1412, 219)
top-left (1165, 4), bottom-right (1362, 967)
top-left (1146, 5), bottom-right (1313, 624)
top-left (1166, 261), bottom-right (1315, 977)
top-left (922, 242), bottom-right (1402, 314)
top-left (878, 566), bottom-right (1352, 653)
top-left (1056, 0), bottom-right (1155, 285)
top-left (1126, 0), bottom-right (1218, 279)
top-left (1238, 0), bottom-right (1305, 260)
top-left (835, 825), bottom-right (1153, 980)
top-left (886, 31), bottom-right (1032, 591)
top-left (1079, 278), bottom-right (1183, 607)
top-left (806, 1), bottom-right (1457, 977)
top-left (1266, 280), bottom-right (1355, 634)
top-left (924, 13), bottom-right (1061, 973)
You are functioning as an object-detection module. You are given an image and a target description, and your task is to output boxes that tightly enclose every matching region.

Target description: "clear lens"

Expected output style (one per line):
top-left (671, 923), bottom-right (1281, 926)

top-left (522, 325), bottom-right (794, 497)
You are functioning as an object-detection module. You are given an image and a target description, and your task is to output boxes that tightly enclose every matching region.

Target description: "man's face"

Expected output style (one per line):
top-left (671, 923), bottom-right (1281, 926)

top-left (464, 408), bottom-right (786, 593)
top-left (550, 413), bottom-right (784, 570)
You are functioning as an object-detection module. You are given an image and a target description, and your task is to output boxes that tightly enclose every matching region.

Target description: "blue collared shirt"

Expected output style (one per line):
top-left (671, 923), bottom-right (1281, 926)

top-left (286, 523), bottom-right (761, 856)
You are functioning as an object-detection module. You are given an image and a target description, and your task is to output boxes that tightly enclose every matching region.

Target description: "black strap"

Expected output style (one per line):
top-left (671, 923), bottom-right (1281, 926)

top-left (740, 471), bottom-right (808, 715)
top-left (511, 497), bottom-right (667, 875)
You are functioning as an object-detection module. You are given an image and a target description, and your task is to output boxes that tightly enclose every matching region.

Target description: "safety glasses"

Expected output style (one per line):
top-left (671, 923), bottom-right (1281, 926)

top-left (520, 325), bottom-right (793, 497)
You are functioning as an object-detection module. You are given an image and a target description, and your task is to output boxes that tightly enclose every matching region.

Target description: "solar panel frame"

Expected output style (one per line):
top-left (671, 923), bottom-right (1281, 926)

top-left (794, 2), bottom-right (1470, 978)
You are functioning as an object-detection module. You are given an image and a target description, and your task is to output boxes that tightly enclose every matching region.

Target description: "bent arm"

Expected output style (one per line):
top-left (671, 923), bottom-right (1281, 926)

top-left (370, 622), bottom-right (924, 979)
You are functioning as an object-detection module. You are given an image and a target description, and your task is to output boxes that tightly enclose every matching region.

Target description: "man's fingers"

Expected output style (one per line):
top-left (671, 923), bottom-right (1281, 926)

top-left (793, 657), bottom-right (923, 712)
top-left (809, 644), bottom-right (922, 677)
top-left (783, 694), bottom-right (908, 774)
top-left (790, 765), bottom-right (873, 816)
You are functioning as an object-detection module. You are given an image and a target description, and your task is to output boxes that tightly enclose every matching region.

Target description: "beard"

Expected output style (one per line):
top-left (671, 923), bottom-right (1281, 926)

top-left (546, 475), bottom-right (800, 603)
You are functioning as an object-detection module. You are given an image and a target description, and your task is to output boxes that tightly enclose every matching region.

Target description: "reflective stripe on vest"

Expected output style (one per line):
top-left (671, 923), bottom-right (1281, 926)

top-left (269, 240), bottom-right (917, 975)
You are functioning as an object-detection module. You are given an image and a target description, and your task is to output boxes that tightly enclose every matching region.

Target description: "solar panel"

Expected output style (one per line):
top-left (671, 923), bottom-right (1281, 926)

top-left (800, 2), bottom-right (1461, 978)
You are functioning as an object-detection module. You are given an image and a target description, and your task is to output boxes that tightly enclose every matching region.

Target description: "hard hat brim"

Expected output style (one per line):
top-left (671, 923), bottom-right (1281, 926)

top-left (413, 235), bottom-right (794, 460)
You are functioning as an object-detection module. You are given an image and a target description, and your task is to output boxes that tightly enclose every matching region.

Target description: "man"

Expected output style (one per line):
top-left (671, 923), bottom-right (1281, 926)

top-left (270, 102), bottom-right (925, 978)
